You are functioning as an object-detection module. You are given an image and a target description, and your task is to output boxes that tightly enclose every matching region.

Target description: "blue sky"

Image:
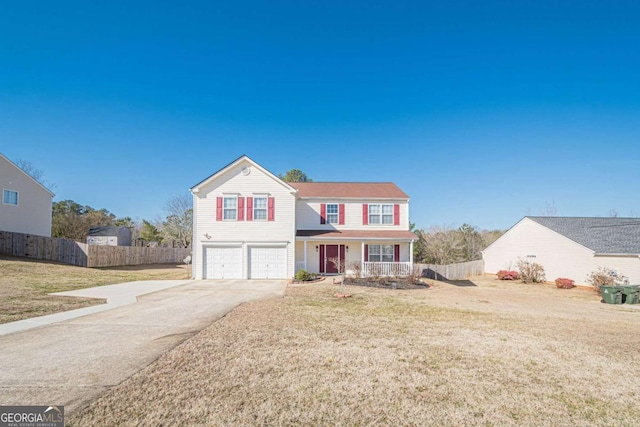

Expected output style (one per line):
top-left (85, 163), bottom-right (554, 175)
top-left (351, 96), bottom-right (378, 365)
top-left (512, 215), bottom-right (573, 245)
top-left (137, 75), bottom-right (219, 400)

top-left (1, 1), bottom-right (639, 230)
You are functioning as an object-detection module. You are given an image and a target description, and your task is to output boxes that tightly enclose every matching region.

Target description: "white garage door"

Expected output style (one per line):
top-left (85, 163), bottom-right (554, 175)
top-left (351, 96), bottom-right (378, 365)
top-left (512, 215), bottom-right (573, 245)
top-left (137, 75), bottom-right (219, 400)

top-left (204, 247), bottom-right (242, 279)
top-left (249, 247), bottom-right (287, 279)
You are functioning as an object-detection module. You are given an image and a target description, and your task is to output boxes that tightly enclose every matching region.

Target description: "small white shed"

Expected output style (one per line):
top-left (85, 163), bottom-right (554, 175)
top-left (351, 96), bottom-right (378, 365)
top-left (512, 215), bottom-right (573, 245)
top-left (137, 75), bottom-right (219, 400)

top-left (482, 216), bottom-right (640, 286)
top-left (87, 226), bottom-right (132, 246)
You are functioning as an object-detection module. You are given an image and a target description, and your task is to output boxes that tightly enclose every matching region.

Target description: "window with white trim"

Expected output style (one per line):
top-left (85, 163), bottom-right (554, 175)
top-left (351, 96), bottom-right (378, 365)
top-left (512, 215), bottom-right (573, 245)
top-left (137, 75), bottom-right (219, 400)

top-left (368, 244), bottom-right (394, 262)
top-left (253, 197), bottom-right (267, 220)
top-left (3, 189), bottom-right (18, 206)
top-left (326, 203), bottom-right (338, 224)
top-left (223, 196), bottom-right (237, 220)
top-left (368, 204), bottom-right (393, 224)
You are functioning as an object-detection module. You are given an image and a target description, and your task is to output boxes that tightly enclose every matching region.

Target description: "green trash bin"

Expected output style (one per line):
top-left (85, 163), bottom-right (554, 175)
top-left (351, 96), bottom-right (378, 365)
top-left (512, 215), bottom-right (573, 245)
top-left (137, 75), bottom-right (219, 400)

top-left (601, 286), bottom-right (622, 304)
top-left (622, 286), bottom-right (640, 305)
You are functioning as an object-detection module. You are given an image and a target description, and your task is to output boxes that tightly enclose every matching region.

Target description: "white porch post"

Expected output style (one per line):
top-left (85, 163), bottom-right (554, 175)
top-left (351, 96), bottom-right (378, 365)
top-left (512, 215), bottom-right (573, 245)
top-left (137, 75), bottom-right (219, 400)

top-left (303, 240), bottom-right (307, 270)
top-left (409, 240), bottom-right (414, 264)
top-left (361, 241), bottom-right (365, 277)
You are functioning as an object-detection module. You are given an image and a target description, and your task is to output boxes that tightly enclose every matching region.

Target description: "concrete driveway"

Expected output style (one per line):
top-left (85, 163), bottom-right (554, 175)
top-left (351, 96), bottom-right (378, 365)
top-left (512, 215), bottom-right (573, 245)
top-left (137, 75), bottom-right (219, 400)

top-left (0, 279), bottom-right (286, 415)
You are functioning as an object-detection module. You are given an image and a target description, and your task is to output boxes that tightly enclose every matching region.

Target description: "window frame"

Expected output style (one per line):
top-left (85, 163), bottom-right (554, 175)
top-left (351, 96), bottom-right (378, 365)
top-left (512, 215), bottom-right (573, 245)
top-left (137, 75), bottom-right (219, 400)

top-left (2, 189), bottom-right (18, 206)
top-left (222, 196), bottom-right (238, 221)
top-left (368, 204), bottom-right (394, 225)
top-left (253, 196), bottom-right (268, 221)
top-left (368, 244), bottom-right (394, 262)
top-left (325, 203), bottom-right (339, 224)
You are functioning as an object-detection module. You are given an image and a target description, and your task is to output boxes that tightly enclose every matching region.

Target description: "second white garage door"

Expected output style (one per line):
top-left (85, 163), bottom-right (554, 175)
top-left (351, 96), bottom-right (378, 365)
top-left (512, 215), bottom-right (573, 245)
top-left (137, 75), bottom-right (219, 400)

top-left (249, 247), bottom-right (287, 279)
top-left (205, 247), bottom-right (242, 279)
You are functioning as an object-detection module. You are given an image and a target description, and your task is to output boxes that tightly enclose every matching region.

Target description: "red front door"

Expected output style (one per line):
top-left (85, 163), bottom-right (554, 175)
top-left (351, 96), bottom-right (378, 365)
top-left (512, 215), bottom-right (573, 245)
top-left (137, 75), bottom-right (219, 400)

top-left (323, 244), bottom-right (345, 274)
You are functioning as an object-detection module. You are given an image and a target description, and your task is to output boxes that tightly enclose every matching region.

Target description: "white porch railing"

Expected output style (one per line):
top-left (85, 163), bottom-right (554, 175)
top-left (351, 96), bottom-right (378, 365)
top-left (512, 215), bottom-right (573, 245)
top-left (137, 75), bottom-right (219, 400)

top-left (295, 261), bottom-right (306, 272)
top-left (362, 262), bottom-right (412, 277)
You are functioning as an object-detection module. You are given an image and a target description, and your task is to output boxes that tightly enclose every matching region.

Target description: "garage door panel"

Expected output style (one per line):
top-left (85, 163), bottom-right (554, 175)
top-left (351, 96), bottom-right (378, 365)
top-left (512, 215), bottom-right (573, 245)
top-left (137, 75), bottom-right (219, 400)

top-left (205, 247), bottom-right (242, 279)
top-left (249, 247), bottom-right (287, 279)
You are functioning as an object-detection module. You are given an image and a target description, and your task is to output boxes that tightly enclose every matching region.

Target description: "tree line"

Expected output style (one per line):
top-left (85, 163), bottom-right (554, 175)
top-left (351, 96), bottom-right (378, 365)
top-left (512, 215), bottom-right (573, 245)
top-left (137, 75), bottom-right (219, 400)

top-left (51, 195), bottom-right (192, 247)
top-left (412, 223), bottom-right (504, 265)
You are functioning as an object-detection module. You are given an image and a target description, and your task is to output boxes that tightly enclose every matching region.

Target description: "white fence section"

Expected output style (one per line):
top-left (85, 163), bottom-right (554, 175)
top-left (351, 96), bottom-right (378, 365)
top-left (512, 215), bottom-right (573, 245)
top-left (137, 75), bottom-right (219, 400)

top-left (295, 261), bottom-right (306, 272)
top-left (362, 262), bottom-right (412, 277)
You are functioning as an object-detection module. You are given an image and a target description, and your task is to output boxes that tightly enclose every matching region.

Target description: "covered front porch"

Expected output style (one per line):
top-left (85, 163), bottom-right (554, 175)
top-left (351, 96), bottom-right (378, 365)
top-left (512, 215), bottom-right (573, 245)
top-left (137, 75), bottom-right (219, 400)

top-left (295, 230), bottom-right (416, 277)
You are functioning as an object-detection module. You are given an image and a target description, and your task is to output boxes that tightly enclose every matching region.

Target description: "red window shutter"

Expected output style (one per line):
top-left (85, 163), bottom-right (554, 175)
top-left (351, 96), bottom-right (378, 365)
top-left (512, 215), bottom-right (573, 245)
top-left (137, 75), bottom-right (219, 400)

top-left (268, 197), bottom-right (275, 221)
top-left (237, 197), bottom-right (245, 221)
top-left (362, 204), bottom-right (368, 225)
top-left (246, 197), bottom-right (253, 221)
top-left (320, 203), bottom-right (326, 224)
top-left (216, 197), bottom-right (223, 221)
top-left (339, 245), bottom-right (345, 265)
top-left (319, 245), bottom-right (325, 273)
top-left (394, 204), bottom-right (400, 226)
top-left (394, 244), bottom-right (400, 262)
top-left (364, 244), bottom-right (368, 261)
top-left (339, 204), bottom-right (345, 225)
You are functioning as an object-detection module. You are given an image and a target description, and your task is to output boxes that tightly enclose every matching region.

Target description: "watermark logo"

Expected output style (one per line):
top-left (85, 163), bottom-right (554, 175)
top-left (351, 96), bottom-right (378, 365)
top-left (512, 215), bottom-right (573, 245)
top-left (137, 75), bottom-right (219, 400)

top-left (0, 406), bottom-right (64, 427)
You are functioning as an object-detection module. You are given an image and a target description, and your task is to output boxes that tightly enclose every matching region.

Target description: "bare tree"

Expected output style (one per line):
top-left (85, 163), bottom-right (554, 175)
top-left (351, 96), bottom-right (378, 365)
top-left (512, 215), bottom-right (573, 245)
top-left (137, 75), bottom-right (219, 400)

top-left (541, 201), bottom-right (557, 216)
top-left (161, 194), bottom-right (193, 248)
top-left (609, 209), bottom-right (619, 218)
top-left (15, 158), bottom-right (56, 191)
top-left (423, 225), bottom-right (461, 265)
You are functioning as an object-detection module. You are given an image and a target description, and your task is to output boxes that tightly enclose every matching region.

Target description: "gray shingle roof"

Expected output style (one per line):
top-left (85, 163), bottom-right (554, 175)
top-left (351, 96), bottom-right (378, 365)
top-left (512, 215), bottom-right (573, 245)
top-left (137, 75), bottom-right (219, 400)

top-left (88, 226), bottom-right (130, 237)
top-left (527, 217), bottom-right (640, 254)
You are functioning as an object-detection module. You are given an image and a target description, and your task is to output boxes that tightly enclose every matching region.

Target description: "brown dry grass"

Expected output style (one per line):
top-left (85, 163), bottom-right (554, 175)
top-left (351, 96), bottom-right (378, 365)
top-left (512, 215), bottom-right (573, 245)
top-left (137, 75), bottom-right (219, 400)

top-left (0, 255), bottom-right (190, 324)
top-left (71, 275), bottom-right (640, 426)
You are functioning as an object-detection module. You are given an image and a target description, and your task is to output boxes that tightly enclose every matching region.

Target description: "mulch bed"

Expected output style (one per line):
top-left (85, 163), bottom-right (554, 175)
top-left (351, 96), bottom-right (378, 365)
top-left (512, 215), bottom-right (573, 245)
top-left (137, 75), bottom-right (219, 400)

top-left (342, 278), bottom-right (432, 290)
top-left (289, 277), bottom-right (326, 284)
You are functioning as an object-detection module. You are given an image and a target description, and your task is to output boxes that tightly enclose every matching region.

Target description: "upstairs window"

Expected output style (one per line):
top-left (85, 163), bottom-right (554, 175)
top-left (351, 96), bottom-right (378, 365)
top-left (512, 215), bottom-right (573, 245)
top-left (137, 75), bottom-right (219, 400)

top-left (223, 197), bottom-right (237, 220)
top-left (3, 189), bottom-right (18, 206)
top-left (253, 197), bottom-right (267, 220)
top-left (368, 204), bottom-right (393, 224)
top-left (326, 203), bottom-right (339, 224)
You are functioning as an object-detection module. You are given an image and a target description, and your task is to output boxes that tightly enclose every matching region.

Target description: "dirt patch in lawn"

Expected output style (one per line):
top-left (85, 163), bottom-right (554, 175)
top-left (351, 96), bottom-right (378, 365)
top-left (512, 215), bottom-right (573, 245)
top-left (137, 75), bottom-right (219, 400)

top-left (0, 255), bottom-right (190, 324)
top-left (71, 275), bottom-right (640, 426)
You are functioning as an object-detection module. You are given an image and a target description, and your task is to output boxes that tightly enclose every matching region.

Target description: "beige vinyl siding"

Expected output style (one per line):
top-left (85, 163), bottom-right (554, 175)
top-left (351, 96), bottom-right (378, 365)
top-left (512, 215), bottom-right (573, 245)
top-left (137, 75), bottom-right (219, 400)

top-left (295, 240), bottom-right (411, 275)
top-left (482, 217), bottom-right (640, 285)
top-left (295, 199), bottom-right (410, 231)
top-left (192, 160), bottom-right (296, 279)
top-left (0, 155), bottom-right (53, 237)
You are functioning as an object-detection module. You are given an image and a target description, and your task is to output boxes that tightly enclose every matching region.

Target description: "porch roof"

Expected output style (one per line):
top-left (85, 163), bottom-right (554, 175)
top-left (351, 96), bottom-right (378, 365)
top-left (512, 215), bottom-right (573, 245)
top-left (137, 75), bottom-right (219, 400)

top-left (296, 229), bottom-right (417, 241)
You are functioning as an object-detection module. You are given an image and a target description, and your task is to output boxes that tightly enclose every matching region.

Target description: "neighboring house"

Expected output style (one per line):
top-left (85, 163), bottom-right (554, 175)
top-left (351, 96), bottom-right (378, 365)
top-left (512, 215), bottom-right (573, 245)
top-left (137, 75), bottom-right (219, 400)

top-left (483, 216), bottom-right (640, 285)
top-left (190, 155), bottom-right (416, 280)
top-left (0, 153), bottom-right (54, 237)
top-left (87, 226), bottom-right (132, 246)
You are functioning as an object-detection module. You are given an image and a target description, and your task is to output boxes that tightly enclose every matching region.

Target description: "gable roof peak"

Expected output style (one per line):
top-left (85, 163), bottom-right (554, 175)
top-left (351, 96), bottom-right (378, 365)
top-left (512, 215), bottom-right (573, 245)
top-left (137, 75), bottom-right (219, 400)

top-left (190, 155), bottom-right (296, 193)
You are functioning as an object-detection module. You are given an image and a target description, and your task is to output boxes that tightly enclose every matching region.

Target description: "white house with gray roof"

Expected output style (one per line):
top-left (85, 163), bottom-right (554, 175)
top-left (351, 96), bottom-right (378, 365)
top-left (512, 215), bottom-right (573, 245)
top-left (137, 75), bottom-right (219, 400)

top-left (483, 217), bottom-right (640, 286)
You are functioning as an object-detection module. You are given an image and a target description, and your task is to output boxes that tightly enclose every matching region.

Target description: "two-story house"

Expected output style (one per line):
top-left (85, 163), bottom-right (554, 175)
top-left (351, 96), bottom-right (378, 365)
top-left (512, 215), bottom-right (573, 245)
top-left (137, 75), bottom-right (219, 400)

top-left (0, 153), bottom-right (54, 237)
top-left (190, 155), bottom-right (415, 280)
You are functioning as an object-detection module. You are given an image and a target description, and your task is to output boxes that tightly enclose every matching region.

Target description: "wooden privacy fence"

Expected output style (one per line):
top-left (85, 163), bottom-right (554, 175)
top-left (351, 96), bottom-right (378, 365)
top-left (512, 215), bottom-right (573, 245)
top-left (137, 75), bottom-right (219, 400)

top-left (416, 260), bottom-right (485, 281)
top-left (85, 245), bottom-right (191, 268)
top-left (0, 231), bottom-right (191, 268)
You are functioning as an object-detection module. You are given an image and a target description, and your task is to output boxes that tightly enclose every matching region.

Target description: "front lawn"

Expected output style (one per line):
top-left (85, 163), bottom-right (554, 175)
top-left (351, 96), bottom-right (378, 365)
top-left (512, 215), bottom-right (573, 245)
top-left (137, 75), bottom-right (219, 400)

top-left (0, 255), bottom-right (190, 324)
top-left (71, 276), bottom-right (640, 426)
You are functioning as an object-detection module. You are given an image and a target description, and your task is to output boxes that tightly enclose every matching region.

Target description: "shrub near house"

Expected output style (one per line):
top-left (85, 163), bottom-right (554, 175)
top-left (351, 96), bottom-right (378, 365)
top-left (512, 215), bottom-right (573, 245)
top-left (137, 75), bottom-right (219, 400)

top-left (497, 270), bottom-right (519, 280)
top-left (555, 278), bottom-right (575, 289)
